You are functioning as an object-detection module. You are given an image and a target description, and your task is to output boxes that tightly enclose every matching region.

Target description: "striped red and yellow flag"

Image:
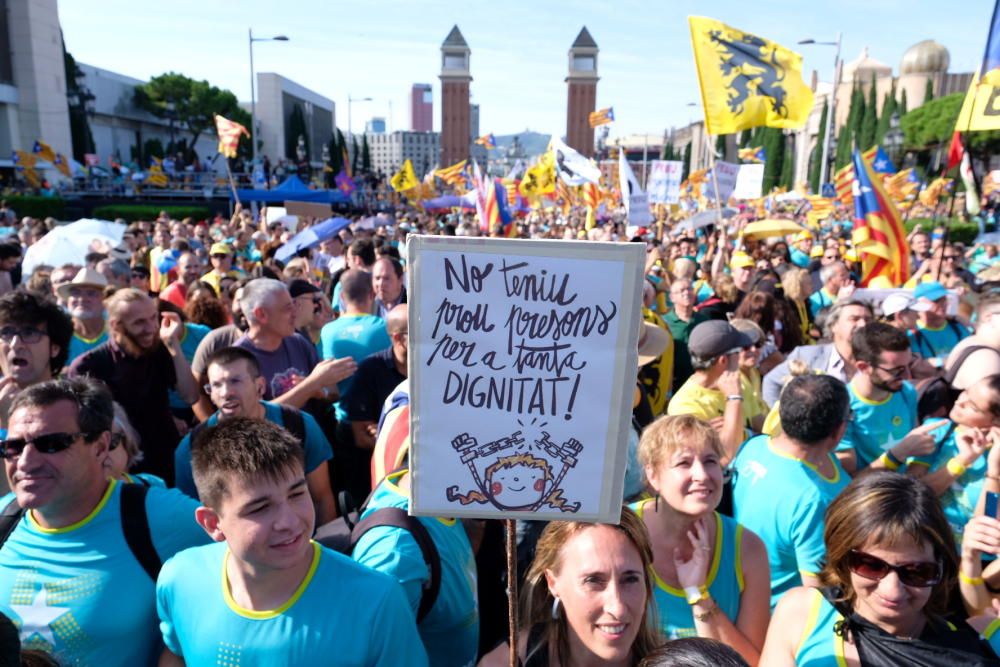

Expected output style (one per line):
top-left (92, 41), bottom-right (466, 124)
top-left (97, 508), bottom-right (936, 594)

top-left (433, 160), bottom-right (468, 186)
top-left (214, 114), bottom-right (249, 159)
top-left (588, 107), bottom-right (615, 128)
top-left (834, 163), bottom-right (854, 206)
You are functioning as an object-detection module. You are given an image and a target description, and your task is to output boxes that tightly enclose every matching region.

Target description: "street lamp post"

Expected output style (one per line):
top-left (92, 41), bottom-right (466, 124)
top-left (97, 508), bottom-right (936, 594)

top-left (799, 33), bottom-right (842, 190)
top-left (249, 29), bottom-right (289, 169)
top-left (347, 95), bottom-right (373, 138)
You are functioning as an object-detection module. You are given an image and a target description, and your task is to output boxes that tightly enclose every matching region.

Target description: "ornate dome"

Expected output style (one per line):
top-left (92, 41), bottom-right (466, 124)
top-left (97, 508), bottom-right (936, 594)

top-left (843, 47), bottom-right (892, 82)
top-left (900, 40), bottom-right (950, 74)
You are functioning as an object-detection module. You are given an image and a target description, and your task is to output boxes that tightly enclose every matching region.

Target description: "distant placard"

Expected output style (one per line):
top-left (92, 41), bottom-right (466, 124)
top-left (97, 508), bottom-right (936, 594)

top-left (648, 160), bottom-right (684, 204)
top-left (733, 164), bottom-right (765, 200)
top-left (408, 236), bottom-right (643, 522)
top-left (706, 161), bottom-right (739, 201)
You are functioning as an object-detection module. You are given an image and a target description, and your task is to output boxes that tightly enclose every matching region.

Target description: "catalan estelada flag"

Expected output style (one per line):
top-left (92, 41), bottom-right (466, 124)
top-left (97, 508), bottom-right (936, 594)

top-left (52, 153), bottom-right (71, 177)
top-left (588, 107), bottom-right (614, 128)
top-left (475, 133), bottom-right (496, 150)
top-left (851, 149), bottom-right (910, 287)
top-left (32, 140), bottom-right (56, 163)
top-left (689, 16), bottom-right (813, 135)
top-left (434, 159), bottom-right (468, 186)
top-left (214, 114), bottom-right (249, 159)
top-left (738, 146), bottom-right (766, 163)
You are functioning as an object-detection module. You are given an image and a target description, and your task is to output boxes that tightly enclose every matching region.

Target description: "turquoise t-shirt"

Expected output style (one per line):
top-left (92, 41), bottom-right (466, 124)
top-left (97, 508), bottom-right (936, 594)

top-left (631, 501), bottom-right (744, 640)
top-left (732, 435), bottom-right (850, 609)
top-left (790, 248), bottom-right (810, 268)
top-left (806, 288), bottom-right (835, 320)
top-left (157, 541), bottom-right (428, 667)
top-left (837, 381), bottom-right (918, 471)
top-left (922, 419), bottom-right (986, 546)
top-left (908, 320), bottom-right (971, 361)
top-left (0, 480), bottom-right (208, 667)
top-left (169, 322), bottom-right (212, 410)
top-left (320, 314), bottom-right (391, 421)
top-left (67, 329), bottom-right (108, 364)
top-left (352, 471), bottom-right (479, 667)
top-left (173, 401), bottom-right (332, 499)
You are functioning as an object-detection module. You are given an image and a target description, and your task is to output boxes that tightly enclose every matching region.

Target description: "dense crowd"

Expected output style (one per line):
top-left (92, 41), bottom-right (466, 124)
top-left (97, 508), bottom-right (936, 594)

top-left (0, 199), bottom-right (1000, 666)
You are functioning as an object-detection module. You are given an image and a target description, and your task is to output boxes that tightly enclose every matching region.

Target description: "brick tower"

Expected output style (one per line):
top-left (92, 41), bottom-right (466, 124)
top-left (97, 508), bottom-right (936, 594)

top-left (565, 27), bottom-right (599, 157)
top-left (439, 25), bottom-right (472, 166)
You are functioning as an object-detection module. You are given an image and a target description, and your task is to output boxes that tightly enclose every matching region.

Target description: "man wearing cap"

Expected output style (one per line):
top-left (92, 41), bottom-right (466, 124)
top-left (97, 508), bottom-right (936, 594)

top-left (807, 261), bottom-right (852, 320)
top-left (667, 319), bottom-right (751, 458)
top-left (789, 233), bottom-right (812, 268)
top-left (729, 252), bottom-right (756, 308)
top-left (881, 291), bottom-right (931, 332)
top-left (907, 281), bottom-right (970, 365)
top-left (60, 267), bottom-right (109, 364)
top-left (289, 279), bottom-right (323, 345)
top-left (200, 242), bottom-right (244, 297)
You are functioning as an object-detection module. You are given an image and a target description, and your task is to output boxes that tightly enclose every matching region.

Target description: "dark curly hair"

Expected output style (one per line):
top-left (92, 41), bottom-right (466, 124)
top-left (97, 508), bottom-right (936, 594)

top-left (0, 290), bottom-right (73, 374)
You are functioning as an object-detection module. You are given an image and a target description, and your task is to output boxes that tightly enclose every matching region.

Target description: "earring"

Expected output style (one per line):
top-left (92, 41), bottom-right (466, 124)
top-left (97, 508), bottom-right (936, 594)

top-left (551, 597), bottom-right (561, 619)
top-left (655, 493), bottom-right (660, 512)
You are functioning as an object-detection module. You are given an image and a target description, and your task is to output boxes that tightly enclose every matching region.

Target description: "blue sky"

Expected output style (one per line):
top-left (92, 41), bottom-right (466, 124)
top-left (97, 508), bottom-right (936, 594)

top-left (60, 0), bottom-right (994, 139)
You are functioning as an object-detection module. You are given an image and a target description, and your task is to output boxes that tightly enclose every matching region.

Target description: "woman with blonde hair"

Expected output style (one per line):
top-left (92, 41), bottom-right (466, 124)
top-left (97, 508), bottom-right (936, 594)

top-left (780, 266), bottom-right (815, 344)
top-left (631, 415), bottom-right (770, 665)
top-left (479, 507), bottom-right (661, 667)
top-left (761, 471), bottom-right (1000, 665)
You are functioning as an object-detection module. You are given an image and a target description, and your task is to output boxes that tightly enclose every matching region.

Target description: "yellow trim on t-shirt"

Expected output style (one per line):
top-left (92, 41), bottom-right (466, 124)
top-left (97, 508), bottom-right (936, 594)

top-left (383, 468), bottom-right (455, 526)
top-left (74, 331), bottom-right (106, 345)
top-left (983, 617), bottom-right (1000, 641)
top-left (735, 524), bottom-right (745, 593)
top-left (918, 320), bottom-right (947, 333)
top-left (796, 588), bottom-right (824, 657)
top-left (29, 479), bottom-right (116, 534)
top-left (222, 541), bottom-right (321, 620)
top-left (766, 440), bottom-right (841, 484)
top-left (639, 505), bottom-right (724, 597)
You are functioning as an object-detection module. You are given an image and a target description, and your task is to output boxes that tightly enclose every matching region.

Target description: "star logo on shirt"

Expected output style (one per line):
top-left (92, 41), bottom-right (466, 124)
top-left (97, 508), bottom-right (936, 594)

top-left (881, 434), bottom-right (898, 452)
top-left (11, 586), bottom-right (69, 647)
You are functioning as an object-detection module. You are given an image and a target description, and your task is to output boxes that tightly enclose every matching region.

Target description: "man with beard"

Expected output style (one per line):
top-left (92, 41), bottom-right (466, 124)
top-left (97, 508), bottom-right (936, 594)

top-left (159, 251), bottom-right (203, 310)
top-left (59, 267), bottom-right (109, 364)
top-left (0, 292), bottom-right (73, 432)
top-left (70, 289), bottom-right (198, 483)
top-left (835, 322), bottom-right (937, 475)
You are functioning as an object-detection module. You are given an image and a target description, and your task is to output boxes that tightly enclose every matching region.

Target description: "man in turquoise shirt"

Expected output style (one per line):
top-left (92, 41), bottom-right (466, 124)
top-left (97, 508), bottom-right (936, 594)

top-left (732, 374), bottom-right (851, 609)
top-left (807, 261), bottom-right (850, 320)
top-left (157, 418), bottom-right (426, 667)
top-left (0, 377), bottom-right (209, 667)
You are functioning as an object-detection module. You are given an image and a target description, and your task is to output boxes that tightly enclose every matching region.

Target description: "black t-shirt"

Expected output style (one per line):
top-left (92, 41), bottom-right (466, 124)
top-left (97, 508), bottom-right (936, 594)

top-left (342, 347), bottom-right (405, 424)
top-left (70, 339), bottom-right (179, 483)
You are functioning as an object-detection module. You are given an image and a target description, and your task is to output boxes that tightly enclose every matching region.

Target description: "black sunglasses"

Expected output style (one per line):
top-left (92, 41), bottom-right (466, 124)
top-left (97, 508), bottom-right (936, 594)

top-left (0, 431), bottom-right (96, 459)
top-left (847, 549), bottom-right (942, 588)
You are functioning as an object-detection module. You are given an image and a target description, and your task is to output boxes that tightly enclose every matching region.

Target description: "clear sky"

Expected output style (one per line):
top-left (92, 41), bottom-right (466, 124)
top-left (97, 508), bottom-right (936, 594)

top-left (59, 0), bottom-right (994, 140)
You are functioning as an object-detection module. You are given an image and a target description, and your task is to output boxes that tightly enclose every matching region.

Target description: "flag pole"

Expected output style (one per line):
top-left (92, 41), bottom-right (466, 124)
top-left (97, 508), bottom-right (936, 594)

top-left (224, 158), bottom-right (242, 208)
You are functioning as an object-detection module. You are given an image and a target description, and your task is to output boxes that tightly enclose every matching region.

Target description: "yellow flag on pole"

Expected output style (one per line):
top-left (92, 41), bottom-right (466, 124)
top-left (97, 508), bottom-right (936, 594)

top-left (954, 73), bottom-right (1000, 132)
top-left (390, 159), bottom-right (419, 192)
top-left (689, 16), bottom-right (814, 136)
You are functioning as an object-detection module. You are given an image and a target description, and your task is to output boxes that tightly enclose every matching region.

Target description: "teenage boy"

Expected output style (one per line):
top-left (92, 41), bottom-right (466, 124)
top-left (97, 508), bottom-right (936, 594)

top-left (156, 418), bottom-right (427, 667)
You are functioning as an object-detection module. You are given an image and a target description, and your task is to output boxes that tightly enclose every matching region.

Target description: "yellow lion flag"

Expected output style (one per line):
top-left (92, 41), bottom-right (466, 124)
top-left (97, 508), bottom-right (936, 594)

top-left (689, 16), bottom-right (814, 136)
top-left (390, 159), bottom-right (419, 192)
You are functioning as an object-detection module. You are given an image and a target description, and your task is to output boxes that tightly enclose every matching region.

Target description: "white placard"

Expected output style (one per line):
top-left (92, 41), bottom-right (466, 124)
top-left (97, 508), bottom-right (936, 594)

top-left (733, 164), bottom-right (765, 200)
top-left (619, 152), bottom-right (652, 227)
top-left (408, 236), bottom-right (644, 522)
top-left (647, 160), bottom-right (684, 204)
top-left (705, 161), bottom-right (740, 202)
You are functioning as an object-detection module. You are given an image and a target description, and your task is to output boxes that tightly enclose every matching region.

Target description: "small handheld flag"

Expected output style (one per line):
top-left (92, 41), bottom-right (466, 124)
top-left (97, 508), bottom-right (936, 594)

top-left (475, 133), bottom-right (497, 150)
top-left (588, 107), bottom-right (615, 128)
top-left (214, 115), bottom-right (249, 159)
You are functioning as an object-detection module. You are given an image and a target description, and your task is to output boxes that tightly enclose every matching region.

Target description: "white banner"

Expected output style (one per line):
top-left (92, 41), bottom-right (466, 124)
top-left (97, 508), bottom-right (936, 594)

top-left (408, 236), bottom-right (643, 522)
top-left (619, 151), bottom-right (652, 227)
top-left (647, 160), bottom-right (684, 204)
top-left (732, 164), bottom-right (765, 200)
top-left (705, 160), bottom-right (739, 202)
top-left (550, 137), bottom-right (602, 186)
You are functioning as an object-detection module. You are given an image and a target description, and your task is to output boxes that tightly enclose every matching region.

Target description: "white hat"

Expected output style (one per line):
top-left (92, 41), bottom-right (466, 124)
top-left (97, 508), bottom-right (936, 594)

top-left (56, 267), bottom-right (108, 299)
top-left (881, 292), bottom-right (932, 318)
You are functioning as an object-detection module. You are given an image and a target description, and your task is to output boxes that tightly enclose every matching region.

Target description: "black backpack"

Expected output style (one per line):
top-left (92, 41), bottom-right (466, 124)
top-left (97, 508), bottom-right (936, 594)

top-left (313, 477), bottom-right (441, 623)
top-left (916, 344), bottom-right (995, 421)
top-left (0, 482), bottom-right (161, 580)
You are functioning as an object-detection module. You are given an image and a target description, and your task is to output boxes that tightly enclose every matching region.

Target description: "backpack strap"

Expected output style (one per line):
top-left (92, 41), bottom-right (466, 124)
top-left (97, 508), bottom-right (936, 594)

top-left (119, 482), bottom-right (161, 581)
top-left (278, 405), bottom-right (307, 444)
top-left (350, 507), bottom-right (441, 623)
top-left (0, 498), bottom-right (24, 551)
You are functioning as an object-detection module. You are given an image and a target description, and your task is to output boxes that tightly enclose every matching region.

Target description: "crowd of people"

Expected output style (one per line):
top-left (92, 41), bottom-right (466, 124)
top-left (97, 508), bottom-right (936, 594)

top-left (0, 198), bottom-right (1000, 666)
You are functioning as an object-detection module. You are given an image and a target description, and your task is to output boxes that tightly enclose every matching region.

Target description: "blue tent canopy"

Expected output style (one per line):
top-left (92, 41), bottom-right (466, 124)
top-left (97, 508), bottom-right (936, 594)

top-left (232, 175), bottom-right (350, 204)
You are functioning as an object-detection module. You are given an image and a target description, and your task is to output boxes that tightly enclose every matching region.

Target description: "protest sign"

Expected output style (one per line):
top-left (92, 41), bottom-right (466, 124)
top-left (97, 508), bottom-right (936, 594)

top-left (619, 152), bottom-right (652, 227)
top-left (733, 164), bottom-right (765, 200)
top-left (647, 160), bottom-right (684, 204)
top-left (408, 236), bottom-right (643, 522)
top-left (705, 160), bottom-right (739, 202)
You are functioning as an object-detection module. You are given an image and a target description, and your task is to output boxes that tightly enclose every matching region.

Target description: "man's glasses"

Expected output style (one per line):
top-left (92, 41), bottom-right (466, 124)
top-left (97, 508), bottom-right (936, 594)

top-left (211, 254), bottom-right (229, 260)
top-left (847, 549), bottom-right (942, 587)
top-left (874, 363), bottom-right (909, 378)
top-left (0, 432), bottom-right (94, 460)
top-left (0, 326), bottom-right (47, 343)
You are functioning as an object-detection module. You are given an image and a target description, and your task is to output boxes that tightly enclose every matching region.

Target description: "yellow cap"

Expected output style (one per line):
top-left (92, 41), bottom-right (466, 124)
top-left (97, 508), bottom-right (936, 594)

top-left (793, 231), bottom-right (812, 242)
top-left (810, 246), bottom-right (824, 258)
top-left (729, 252), bottom-right (755, 270)
top-left (843, 248), bottom-right (859, 262)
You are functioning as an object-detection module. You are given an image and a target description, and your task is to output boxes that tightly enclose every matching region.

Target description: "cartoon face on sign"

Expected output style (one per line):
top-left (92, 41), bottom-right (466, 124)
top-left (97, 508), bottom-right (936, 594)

top-left (446, 428), bottom-right (582, 513)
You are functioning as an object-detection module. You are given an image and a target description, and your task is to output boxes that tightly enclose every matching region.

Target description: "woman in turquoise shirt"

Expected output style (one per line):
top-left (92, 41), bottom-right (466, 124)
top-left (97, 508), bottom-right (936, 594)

top-left (761, 472), bottom-right (1000, 666)
top-left (632, 414), bottom-right (770, 665)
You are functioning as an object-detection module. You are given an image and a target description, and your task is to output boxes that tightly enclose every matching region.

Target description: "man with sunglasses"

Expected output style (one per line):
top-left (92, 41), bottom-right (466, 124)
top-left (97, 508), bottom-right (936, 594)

top-left (836, 322), bottom-right (938, 476)
top-left (200, 243), bottom-right (244, 298)
top-left (0, 377), bottom-right (207, 667)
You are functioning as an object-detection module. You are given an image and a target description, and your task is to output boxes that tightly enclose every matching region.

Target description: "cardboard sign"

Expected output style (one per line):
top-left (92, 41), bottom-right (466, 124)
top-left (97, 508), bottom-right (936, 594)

top-left (647, 160), bottom-right (684, 204)
top-left (705, 160), bottom-right (739, 202)
top-left (408, 236), bottom-right (643, 522)
top-left (733, 164), bottom-right (765, 200)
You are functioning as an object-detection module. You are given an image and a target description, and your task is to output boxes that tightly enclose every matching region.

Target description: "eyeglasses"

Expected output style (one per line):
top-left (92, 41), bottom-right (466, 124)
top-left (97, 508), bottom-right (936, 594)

top-left (0, 432), bottom-right (94, 460)
top-left (742, 342), bottom-right (762, 351)
top-left (943, 255), bottom-right (959, 261)
top-left (874, 363), bottom-right (909, 378)
top-left (847, 549), bottom-right (942, 587)
top-left (211, 254), bottom-right (230, 260)
top-left (0, 326), bottom-right (47, 343)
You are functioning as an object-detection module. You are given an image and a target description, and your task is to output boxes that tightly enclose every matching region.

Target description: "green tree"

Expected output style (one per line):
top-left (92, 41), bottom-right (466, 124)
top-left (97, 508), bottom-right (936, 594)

top-left (848, 82), bottom-right (865, 144)
top-left (901, 92), bottom-right (1000, 162)
top-left (875, 91), bottom-right (897, 146)
top-left (142, 138), bottom-right (165, 163)
top-left (808, 99), bottom-right (829, 193)
top-left (899, 88), bottom-right (908, 115)
top-left (779, 142), bottom-right (795, 190)
top-left (682, 141), bottom-right (692, 180)
top-left (739, 129), bottom-right (753, 148)
top-left (762, 128), bottom-right (785, 193)
top-left (834, 123), bottom-right (853, 170)
top-left (859, 74), bottom-right (878, 150)
top-left (715, 134), bottom-right (727, 161)
top-left (924, 78), bottom-right (935, 105)
top-left (361, 134), bottom-right (372, 173)
top-left (62, 36), bottom-right (95, 163)
top-left (328, 132), bottom-right (343, 174)
top-left (134, 72), bottom-right (251, 161)
top-left (286, 104), bottom-right (308, 161)
top-left (351, 135), bottom-right (360, 173)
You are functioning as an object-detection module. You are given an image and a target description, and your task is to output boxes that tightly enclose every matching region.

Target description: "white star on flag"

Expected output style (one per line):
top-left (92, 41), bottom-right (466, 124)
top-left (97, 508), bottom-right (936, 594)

top-left (873, 159), bottom-right (888, 171)
top-left (11, 586), bottom-right (68, 647)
